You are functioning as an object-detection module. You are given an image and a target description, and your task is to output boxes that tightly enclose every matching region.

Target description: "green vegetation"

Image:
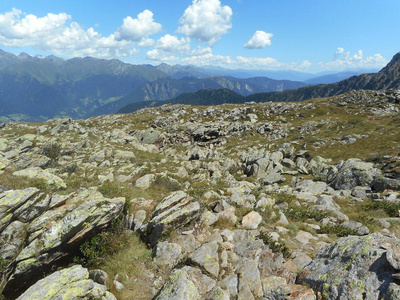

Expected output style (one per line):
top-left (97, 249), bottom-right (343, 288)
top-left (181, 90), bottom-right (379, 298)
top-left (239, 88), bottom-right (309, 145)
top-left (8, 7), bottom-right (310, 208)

top-left (259, 231), bottom-right (291, 259)
top-left (318, 224), bottom-right (358, 237)
top-left (285, 204), bottom-right (327, 222)
top-left (273, 192), bottom-right (328, 222)
top-left (362, 200), bottom-right (400, 218)
top-left (41, 143), bottom-right (62, 168)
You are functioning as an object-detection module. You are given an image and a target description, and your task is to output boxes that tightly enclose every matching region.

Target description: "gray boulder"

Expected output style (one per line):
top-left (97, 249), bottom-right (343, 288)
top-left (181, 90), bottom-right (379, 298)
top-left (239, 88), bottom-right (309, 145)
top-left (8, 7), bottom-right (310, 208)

top-left (331, 158), bottom-right (380, 190)
top-left (189, 241), bottom-right (220, 278)
top-left (0, 156), bottom-right (10, 170)
top-left (242, 150), bottom-right (283, 178)
top-left (386, 243), bottom-right (400, 270)
top-left (308, 156), bottom-right (338, 183)
top-left (133, 129), bottom-right (162, 144)
top-left (2, 188), bottom-right (125, 296)
top-left (16, 265), bottom-right (116, 300)
top-left (146, 191), bottom-right (200, 246)
top-left (154, 241), bottom-right (183, 269)
top-left (154, 268), bottom-right (200, 300)
top-left (372, 176), bottom-right (400, 192)
top-left (340, 221), bottom-right (370, 236)
top-left (298, 233), bottom-right (399, 299)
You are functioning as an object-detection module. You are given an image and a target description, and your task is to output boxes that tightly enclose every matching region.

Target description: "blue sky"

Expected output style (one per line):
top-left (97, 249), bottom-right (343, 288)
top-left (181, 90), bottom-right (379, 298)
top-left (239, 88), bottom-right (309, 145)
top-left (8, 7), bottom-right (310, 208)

top-left (0, 0), bottom-right (398, 73)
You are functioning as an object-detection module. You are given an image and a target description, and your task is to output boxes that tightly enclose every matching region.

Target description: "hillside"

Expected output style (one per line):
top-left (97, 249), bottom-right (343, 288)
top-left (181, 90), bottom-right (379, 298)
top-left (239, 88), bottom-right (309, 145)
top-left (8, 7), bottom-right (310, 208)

top-left (0, 51), bottom-right (169, 122)
top-left (0, 88), bottom-right (399, 299)
top-left (88, 75), bottom-right (306, 117)
top-left (0, 50), bottom-right (309, 122)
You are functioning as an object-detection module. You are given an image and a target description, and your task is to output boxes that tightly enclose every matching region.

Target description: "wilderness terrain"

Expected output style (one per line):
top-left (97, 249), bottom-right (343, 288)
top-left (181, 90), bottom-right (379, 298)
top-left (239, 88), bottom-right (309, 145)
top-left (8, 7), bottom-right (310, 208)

top-left (0, 86), bottom-right (399, 299)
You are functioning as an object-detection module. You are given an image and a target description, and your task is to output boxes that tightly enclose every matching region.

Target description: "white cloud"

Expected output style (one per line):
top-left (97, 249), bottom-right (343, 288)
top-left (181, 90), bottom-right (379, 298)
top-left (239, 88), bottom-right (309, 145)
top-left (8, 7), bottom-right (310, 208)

top-left (0, 9), bottom-right (156, 58)
top-left (322, 48), bottom-right (387, 71)
top-left (177, 0), bottom-right (233, 46)
top-left (155, 34), bottom-right (191, 53)
top-left (0, 8), bottom-right (70, 44)
top-left (146, 44), bottom-right (305, 71)
top-left (146, 49), bottom-right (176, 62)
top-left (299, 60), bottom-right (312, 70)
top-left (115, 10), bottom-right (162, 42)
top-left (138, 38), bottom-right (155, 48)
top-left (244, 31), bottom-right (273, 49)
top-left (190, 46), bottom-right (213, 56)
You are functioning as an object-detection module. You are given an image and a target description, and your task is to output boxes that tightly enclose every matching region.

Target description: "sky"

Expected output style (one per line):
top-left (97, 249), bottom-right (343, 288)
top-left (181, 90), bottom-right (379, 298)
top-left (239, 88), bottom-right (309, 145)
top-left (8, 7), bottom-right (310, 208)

top-left (0, 0), bottom-right (399, 74)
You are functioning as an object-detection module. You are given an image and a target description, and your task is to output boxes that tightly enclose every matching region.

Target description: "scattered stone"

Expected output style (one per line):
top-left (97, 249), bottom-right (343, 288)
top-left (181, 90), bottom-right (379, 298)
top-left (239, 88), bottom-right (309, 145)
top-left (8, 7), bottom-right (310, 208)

top-left (114, 150), bottom-right (135, 161)
top-left (189, 241), bottom-right (220, 278)
top-left (386, 243), bottom-right (400, 270)
top-left (133, 209), bottom-right (147, 231)
top-left (340, 220), bottom-right (370, 236)
top-left (242, 211), bottom-right (262, 229)
top-left (135, 174), bottom-right (155, 189)
top-left (154, 241), bottom-right (183, 269)
top-left (154, 268), bottom-right (200, 300)
top-left (146, 191), bottom-right (200, 246)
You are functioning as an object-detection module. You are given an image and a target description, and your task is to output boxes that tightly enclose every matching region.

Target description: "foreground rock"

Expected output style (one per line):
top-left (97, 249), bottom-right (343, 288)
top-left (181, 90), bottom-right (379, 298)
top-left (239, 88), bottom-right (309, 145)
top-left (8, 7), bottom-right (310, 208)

top-left (155, 229), bottom-right (316, 300)
top-left (145, 191), bottom-right (200, 246)
top-left (16, 264), bottom-right (116, 300)
top-left (298, 233), bottom-right (400, 299)
top-left (1, 188), bottom-right (125, 297)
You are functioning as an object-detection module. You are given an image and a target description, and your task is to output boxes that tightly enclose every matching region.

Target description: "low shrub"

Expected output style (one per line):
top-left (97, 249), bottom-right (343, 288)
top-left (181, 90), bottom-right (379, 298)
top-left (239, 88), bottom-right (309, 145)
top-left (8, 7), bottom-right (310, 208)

top-left (285, 204), bottom-right (327, 222)
top-left (362, 200), bottom-right (400, 218)
top-left (318, 223), bottom-right (358, 237)
top-left (41, 143), bottom-right (61, 160)
top-left (259, 231), bottom-right (291, 259)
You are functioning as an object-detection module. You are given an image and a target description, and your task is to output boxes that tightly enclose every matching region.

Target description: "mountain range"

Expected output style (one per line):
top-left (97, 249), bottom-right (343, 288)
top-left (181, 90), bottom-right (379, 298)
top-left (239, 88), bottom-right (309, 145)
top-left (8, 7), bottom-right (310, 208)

top-left (118, 51), bottom-right (400, 114)
top-left (0, 49), bottom-right (382, 122)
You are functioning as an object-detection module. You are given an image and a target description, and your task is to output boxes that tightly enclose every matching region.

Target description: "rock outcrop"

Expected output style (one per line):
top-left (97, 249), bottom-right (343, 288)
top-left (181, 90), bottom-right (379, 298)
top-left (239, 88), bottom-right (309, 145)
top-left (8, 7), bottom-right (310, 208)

top-left (298, 233), bottom-right (400, 299)
top-left (16, 264), bottom-right (116, 300)
top-left (0, 188), bottom-right (125, 297)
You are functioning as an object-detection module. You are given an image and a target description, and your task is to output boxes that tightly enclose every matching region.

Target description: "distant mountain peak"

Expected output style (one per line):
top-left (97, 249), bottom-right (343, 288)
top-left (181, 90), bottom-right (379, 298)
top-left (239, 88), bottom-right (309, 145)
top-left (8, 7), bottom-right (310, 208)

top-left (18, 52), bottom-right (33, 60)
top-left (379, 51), bottom-right (400, 73)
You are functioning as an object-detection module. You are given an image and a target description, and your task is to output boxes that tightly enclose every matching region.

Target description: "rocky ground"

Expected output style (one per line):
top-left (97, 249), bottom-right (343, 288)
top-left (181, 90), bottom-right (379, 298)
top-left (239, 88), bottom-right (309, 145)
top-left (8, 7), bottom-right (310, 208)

top-left (0, 89), bottom-right (400, 299)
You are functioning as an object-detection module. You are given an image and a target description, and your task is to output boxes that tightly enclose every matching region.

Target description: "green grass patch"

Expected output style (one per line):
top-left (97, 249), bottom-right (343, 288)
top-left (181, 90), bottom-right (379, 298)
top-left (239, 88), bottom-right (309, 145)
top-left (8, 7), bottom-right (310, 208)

top-left (362, 200), bottom-right (400, 217)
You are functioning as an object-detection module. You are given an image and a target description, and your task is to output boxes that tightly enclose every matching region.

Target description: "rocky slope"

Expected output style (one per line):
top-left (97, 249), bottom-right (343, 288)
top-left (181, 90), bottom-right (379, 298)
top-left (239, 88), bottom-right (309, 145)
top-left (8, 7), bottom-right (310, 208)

top-left (0, 89), bottom-right (399, 299)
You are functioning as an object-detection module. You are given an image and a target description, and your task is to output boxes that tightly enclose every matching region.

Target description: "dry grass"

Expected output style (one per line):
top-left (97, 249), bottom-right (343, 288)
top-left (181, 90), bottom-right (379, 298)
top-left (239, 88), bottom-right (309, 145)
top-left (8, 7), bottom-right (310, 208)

top-left (96, 232), bottom-right (154, 300)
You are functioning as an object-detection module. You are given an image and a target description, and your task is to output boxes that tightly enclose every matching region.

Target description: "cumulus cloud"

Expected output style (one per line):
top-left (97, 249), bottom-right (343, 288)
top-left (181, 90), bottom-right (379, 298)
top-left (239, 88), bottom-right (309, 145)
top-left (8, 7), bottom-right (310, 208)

top-left (0, 8), bottom-right (70, 45)
top-left (299, 60), bottom-right (312, 70)
top-left (155, 34), bottom-right (191, 53)
top-left (177, 0), bottom-right (233, 46)
top-left (0, 9), bottom-right (165, 58)
top-left (190, 46), bottom-right (213, 56)
top-left (138, 38), bottom-right (155, 48)
top-left (322, 48), bottom-right (387, 71)
top-left (115, 10), bottom-right (162, 41)
top-left (244, 31), bottom-right (273, 49)
top-left (146, 43), bottom-right (304, 71)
